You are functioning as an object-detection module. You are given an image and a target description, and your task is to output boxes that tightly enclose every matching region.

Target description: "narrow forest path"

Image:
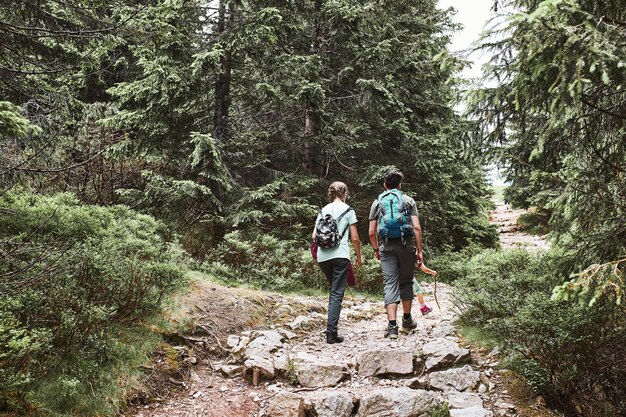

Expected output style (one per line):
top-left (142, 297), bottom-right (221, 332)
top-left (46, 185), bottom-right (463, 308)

top-left (130, 284), bottom-right (518, 417)
top-left (489, 201), bottom-right (549, 251)
top-left (128, 202), bottom-right (552, 417)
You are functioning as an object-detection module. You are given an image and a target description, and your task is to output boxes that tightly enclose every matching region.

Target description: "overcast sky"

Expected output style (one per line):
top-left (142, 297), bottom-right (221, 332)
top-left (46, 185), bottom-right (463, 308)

top-left (437, 0), bottom-right (497, 80)
top-left (437, 0), bottom-right (508, 185)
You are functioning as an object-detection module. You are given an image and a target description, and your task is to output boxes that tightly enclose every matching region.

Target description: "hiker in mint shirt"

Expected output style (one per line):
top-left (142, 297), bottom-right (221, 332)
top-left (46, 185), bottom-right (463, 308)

top-left (312, 181), bottom-right (362, 344)
top-left (368, 170), bottom-right (423, 340)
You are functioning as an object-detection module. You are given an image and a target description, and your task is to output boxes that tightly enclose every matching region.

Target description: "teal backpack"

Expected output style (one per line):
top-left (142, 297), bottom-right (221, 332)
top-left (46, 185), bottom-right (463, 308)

top-left (377, 189), bottom-right (414, 241)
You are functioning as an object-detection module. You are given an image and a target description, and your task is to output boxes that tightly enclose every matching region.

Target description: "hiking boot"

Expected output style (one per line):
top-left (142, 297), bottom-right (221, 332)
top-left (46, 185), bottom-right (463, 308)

top-left (325, 330), bottom-right (344, 344)
top-left (401, 317), bottom-right (418, 333)
top-left (420, 305), bottom-right (433, 315)
top-left (384, 323), bottom-right (399, 340)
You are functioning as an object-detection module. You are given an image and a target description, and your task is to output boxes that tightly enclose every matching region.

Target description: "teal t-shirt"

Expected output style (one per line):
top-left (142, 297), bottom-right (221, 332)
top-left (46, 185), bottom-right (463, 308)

top-left (316, 201), bottom-right (358, 262)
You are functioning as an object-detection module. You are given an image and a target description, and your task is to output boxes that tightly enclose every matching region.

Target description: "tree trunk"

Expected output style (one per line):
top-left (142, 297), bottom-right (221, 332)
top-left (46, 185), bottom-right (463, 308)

top-left (214, 1), bottom-right (232, 142)
top-left (302, 0), bottom-right (323, 173)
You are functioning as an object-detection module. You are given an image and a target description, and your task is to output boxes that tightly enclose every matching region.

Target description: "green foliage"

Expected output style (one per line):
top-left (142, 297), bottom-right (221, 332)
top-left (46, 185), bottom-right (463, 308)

top-left (428, 244), bottom-right (487, 283)
top-left (426, 403), bottom-right (450, 417)
top-left (455, 249), bottom-right (626, 415)
top-left (553, 258), bottom-right (626, 307)
top-left (207, 231), bottom-right (387, 294)
top-left (0, 102), bottom-right (42, 138)
top-left (490, 185), bottom-right (507, 203)
top-left (516, 211), bottom-right (549, 235)
top-left (208, 231), bottom-right (324, 292)
top-left (106, 0), bottom-right (497, 256)
top-left (469, 0), bottom-right (626, 286)
top-left (0, 190), bottom-right (184, 414)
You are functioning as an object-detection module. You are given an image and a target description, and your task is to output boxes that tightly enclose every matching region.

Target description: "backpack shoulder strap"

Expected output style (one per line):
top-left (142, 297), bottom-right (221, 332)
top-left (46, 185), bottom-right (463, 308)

top-left (336, 207), bottom-right (353, 222)
top-left (337, 207), bottom-right (353, 238)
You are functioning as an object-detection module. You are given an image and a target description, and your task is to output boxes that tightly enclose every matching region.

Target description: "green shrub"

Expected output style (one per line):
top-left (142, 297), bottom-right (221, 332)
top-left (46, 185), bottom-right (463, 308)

top-left (454, 249), bottom-right (626, 416)
top-left (208, 231), bottom-right (386, 294)
top-left (516, 211), bottom-right (549, 235)
top-left (208, 231), bottom-right (324, 292)
top-left (0, 191), bottom-right (185, 415)
top-left (428, 244), bottom-right (485, 283)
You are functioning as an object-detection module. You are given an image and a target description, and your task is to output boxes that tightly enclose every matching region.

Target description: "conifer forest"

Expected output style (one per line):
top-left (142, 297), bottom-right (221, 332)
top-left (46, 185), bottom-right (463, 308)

top-left (0, 0), bottom-right (624, 416)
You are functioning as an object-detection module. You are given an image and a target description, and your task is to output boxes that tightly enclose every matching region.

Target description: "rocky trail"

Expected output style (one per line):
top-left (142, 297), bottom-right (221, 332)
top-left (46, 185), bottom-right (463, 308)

top-left (489, 201), bottom-right (549, 251)
top-left (128, 203), bottom-right (552, 417)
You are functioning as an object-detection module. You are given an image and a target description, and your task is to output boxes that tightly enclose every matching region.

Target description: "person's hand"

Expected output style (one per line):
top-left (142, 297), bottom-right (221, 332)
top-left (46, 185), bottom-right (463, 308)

top-left (374, 250), bottom-right (381, 261)
top-left (415, 251), bottom-right (423, 267)
top-left (354, 255), bottom-right (362, 269)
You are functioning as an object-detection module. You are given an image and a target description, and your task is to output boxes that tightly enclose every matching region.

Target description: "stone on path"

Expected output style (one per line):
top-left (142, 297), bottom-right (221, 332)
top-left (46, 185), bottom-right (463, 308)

top-left (244, 355), bottom-right (275, 380)
top-left (449, 406), bottom-right (494, 417)
top-left (289, 314), bottom-right (325, 330)
top-left (309, 391), bottom-right (354, 417)
top-left (278, 328), bottom-right (298, 340)
top-left (243, 334), bottom-right (283, 358)
top-left (422, 338), bottom-right (471, 370)
top-left (431, 324), bottom-right (455, 338)
top-left (254, 330), bottom-right (285, 344)
top-left (273, 352), bottom-right (291, 373)
top-left (429, 365), bottom-right (480, 392)
top-left (356, 349), bottom-right (415, 377)
top-left (357, 388), bottom-right (441, 417)
top-left (295, 361), bottom-right (349, 387)
top-left (447, 392), bottom-right (484, 409)
top-left (231, 335), bottom-right (250, 355)
top-left (404, 376), bottom-right (429, 390)
top-left (267, 392), bottom-right (305, 417)
top-left (226, 335), bottom-right (240, 348)
top-left (219, 364), bottom-right (243, 378)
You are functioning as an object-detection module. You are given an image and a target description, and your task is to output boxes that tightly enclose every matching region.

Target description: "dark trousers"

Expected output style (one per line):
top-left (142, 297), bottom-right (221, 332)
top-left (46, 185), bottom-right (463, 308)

top-left (318, 257), bottom-right (349, 333)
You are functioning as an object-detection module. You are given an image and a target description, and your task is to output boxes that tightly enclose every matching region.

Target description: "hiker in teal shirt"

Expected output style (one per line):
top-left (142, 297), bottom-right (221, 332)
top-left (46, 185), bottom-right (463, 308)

top-left (368, 170), bottom-right (423, 340)
top-left (312, 181), bottom-right (362, 344)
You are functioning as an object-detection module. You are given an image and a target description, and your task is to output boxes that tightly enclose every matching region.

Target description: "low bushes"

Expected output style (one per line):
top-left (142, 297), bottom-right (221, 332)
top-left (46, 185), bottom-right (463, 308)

top-left (516, 211), bottom-right (549, 235)
top-left (0, 191), bottom-right (185, 415)
top-left (208, 231), bottom-right (324, 292)
top-left (454, 249), bottom-right (626, 416)
top-left (208, 231), bottom-right (387, 293)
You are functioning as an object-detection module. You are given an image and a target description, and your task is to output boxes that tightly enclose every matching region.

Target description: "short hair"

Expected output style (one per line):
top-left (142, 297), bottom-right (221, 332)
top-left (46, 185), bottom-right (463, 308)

top-left (384, 170), bottom-right (403, 189)
top-left (328, 181), bottom-right (348, 202)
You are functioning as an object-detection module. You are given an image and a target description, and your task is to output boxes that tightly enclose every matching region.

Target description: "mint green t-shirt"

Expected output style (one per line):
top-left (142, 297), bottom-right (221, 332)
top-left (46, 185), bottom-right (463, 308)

top-left (316, 201), bottom-right (358, 263)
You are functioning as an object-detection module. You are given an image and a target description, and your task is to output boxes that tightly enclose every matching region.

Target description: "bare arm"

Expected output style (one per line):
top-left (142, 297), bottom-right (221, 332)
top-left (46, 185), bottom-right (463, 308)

top-left (369, 219), bottom-right (380, 260)
top-left (412, 214), bottom-right (423, 266)
top-left (350, 224), bottom-right (362, 267)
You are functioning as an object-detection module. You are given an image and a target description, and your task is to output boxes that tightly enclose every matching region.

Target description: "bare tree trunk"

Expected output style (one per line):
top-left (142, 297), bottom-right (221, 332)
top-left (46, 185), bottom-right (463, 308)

top-left (302, 0), bottom-right (323, 173)
top-left (214, 0), bottom-right (232, 142)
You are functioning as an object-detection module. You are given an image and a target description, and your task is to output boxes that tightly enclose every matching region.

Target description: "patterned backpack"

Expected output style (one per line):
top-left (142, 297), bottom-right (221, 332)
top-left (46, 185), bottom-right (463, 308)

top-left (315, 207), bottom-right (353, 249)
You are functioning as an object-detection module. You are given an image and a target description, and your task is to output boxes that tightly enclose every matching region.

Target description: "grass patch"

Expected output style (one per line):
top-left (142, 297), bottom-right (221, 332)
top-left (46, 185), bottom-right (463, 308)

top-left (491, 185), bottom-right (507, 202)
top-left (426, 403), bottom-right (450, 417)
top-left (456, 323), bottom-right (497, 351)
top-left (192, 267), bottom-right (381, 300)
top-left (27, 326), bottom-right (161, 417)
top-left (517, 212), bottom-right (549, 235)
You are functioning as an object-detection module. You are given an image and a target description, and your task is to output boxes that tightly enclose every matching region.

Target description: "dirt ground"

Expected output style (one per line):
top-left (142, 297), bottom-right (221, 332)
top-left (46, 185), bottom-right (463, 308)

top-left (124, 205), bottom-right (556, 417)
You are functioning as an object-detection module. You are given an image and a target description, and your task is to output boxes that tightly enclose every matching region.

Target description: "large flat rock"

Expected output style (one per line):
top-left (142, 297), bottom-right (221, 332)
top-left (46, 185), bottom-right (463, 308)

top-left (244, 334), bottom-right (283, 359)
top-left (357, 349), bottom-right (415, 377)
top-left (449, 406), bottom-right (494, 417)
top-left (267, 392), bottom-right (305, 417)
top-left (429, 365), bottom-right (480, 392)
top-left (295, 361), bottom-right (349, 388)
top-left (244, 355), bottom-right (275, 380)
top-left (422, 338), bottom-right (471, 370)
top-left (357, 387), bottom-right (441, 417)
top-left (309, 391), bottom-right (354, 417)
top-left (447, 391), bottom-right (484, 409)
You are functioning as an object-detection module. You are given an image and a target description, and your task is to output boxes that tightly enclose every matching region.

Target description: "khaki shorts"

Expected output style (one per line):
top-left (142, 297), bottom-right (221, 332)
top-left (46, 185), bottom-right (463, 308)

top-left (380, 239), bottom-right (416, 306)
